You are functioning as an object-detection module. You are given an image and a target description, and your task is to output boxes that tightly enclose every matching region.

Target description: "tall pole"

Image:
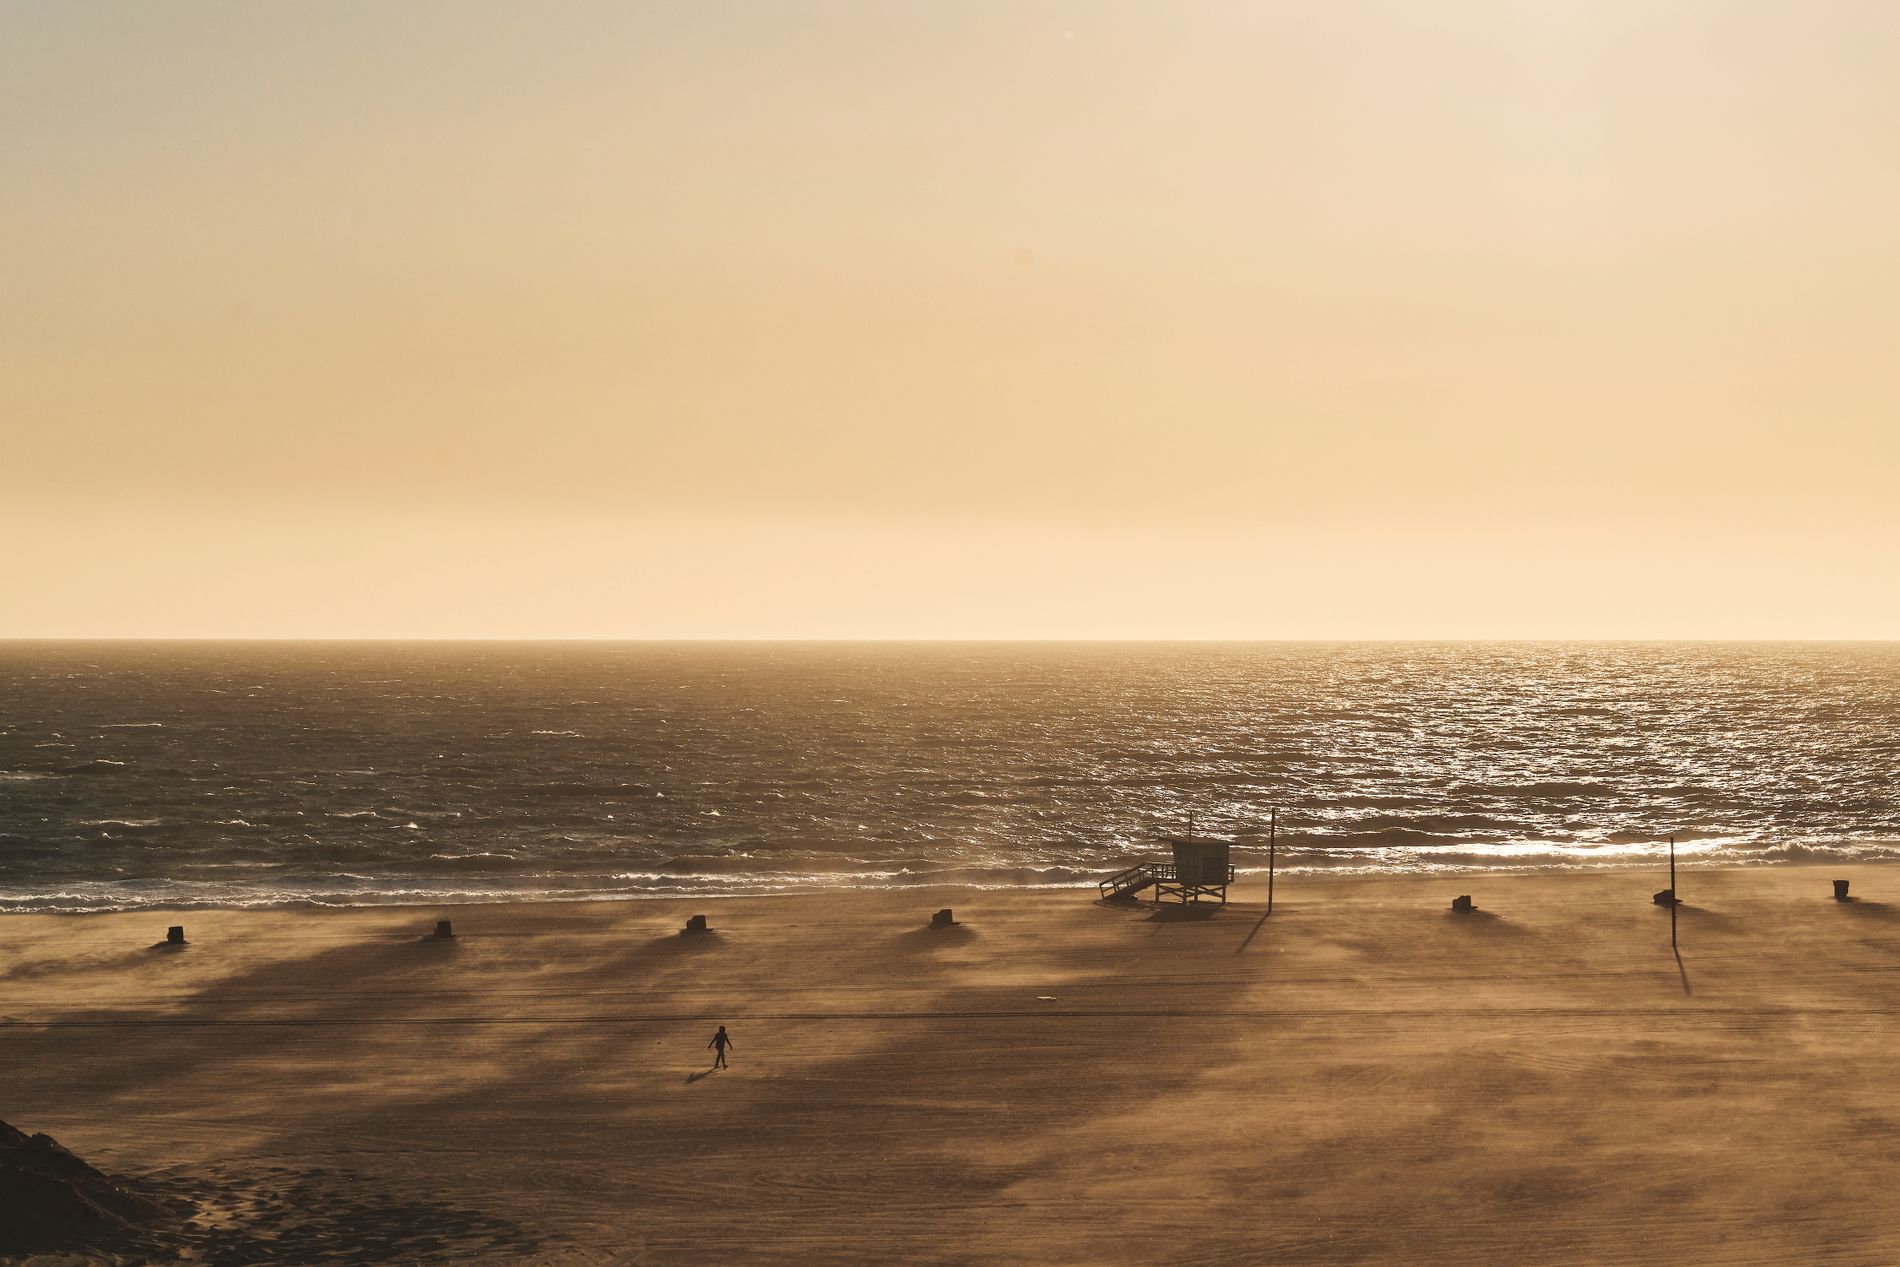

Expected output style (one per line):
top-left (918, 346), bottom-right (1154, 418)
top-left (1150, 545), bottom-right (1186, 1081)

top-left (1670, 833), bottom-right (1677, 950)
top-left (1267, 807), bottom-right (1277, 916)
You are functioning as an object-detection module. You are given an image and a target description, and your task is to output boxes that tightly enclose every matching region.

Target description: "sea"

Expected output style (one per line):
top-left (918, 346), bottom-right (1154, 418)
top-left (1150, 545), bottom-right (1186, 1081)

top-left (1, 642), bottom-right (1896, 914)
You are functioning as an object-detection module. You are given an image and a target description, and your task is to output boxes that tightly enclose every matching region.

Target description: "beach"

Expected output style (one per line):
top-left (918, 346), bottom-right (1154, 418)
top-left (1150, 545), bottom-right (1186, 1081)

top-left (6, 864), bottom-right (1900, 1265)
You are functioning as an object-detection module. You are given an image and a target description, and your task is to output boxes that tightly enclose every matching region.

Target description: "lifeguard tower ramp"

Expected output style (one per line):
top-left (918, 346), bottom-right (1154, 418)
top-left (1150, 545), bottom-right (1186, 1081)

top-left (1098, 834), bottom-right (1236, 905)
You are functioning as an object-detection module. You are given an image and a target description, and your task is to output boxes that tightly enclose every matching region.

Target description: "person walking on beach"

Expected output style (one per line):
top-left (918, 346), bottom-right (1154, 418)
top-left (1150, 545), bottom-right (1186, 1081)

top-left (708, 1025), bottom-right (733, 1070)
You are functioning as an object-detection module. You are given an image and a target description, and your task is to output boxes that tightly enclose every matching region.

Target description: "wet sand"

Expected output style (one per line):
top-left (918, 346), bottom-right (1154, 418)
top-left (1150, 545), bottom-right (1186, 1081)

top-left (5, 865), bottom-right (1900, 1265)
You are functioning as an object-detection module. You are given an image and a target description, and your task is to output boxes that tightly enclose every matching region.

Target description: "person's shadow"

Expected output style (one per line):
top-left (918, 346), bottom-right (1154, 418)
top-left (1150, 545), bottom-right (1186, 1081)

top-left (685, 1068), bottom-right (719, 1084)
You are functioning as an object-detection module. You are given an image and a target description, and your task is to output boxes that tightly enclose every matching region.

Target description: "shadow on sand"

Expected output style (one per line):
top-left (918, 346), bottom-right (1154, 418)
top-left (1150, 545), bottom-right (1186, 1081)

top-left (894, 924), bottom-right (978, 951)
top-left (2, 949), bottom-right (159, 983)
top-left (1235, 907), bottom-right (1274, 954)
top-left (1443, 909), bottom-right (1526, 935)
top-left (1146, 904), bottom-right (1221, 924)
top-left (1658, 903), bottom-right (1739, 932)
top-left (1832, 898), bottom-right (1900, 922)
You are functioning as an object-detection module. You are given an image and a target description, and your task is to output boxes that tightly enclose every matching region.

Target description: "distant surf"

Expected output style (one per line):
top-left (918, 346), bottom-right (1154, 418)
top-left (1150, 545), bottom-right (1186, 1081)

top-left (1, 641), bottom-right (1896, 913)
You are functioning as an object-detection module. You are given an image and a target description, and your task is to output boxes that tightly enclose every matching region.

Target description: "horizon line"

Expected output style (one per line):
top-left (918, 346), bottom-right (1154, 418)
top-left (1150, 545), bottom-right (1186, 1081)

top-left (2, 636), bottom-right (1896, 646)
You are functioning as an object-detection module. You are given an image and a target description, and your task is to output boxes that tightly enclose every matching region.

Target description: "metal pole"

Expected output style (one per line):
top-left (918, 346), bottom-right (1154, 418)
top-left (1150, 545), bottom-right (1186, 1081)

top-left (1670, 834), bottom-right (1678, 947)
top-left (1267, 807), bottom-right (1277, 916)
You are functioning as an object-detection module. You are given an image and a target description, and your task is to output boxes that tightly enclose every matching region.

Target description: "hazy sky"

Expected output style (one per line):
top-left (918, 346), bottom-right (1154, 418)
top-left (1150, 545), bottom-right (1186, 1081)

top-left (6, 1), bottom-right (1897, 637)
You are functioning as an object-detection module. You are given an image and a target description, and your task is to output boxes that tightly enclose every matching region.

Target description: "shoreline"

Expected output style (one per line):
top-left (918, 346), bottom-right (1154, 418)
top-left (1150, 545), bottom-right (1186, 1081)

top-left (9, 852), bottom-right (1900, 919)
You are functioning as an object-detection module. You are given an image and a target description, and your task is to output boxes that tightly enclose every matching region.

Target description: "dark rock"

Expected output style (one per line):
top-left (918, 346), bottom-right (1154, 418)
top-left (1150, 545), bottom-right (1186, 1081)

top-left (0, 1118), bottom-right (173, 1256)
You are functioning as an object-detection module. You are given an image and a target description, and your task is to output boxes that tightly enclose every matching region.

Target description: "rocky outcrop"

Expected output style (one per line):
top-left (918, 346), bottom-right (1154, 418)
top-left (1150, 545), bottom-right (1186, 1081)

top-left (0, 1119), bottom-right (172, 1256)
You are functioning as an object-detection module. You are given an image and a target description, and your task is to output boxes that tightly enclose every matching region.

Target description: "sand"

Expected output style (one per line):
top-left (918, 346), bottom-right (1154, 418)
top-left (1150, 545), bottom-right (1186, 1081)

top-left (4, 865), bottom-right (1900, 1265)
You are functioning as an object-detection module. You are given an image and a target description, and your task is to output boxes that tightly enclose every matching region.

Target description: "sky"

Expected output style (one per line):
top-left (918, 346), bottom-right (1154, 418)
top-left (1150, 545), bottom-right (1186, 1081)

top-left (5, 1), bottom-right (1897, 638)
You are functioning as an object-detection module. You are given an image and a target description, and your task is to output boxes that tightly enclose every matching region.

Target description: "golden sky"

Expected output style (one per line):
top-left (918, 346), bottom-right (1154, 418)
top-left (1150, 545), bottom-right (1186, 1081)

top-left (5, 1), bottom-right (1897, 637)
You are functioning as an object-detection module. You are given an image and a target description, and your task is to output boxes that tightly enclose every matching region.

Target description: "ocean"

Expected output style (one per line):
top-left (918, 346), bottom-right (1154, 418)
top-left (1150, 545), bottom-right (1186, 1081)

top-left (1, 641), bottom-right (1896, 913)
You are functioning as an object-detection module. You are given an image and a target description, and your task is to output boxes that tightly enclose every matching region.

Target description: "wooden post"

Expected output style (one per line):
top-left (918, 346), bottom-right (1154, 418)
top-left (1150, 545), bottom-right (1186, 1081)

top-left (1670, 834), bottom-right (1677, 950)
top-left (166, 925), bottom-right (185, 945)
top-left (1267, 807), bottom-right (1277, 916)
top-left (432, 919), bottom-right (454, 939)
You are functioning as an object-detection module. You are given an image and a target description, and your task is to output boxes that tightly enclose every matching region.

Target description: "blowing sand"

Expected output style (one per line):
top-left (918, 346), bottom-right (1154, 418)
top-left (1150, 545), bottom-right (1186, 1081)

top-left (5, 865), bottom-right (1900, 1265)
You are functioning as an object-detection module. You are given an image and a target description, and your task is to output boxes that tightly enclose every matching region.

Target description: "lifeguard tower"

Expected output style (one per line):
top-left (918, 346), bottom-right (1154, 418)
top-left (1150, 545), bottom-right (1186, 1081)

top-left (1098, 831), bottom-right (1236, 905)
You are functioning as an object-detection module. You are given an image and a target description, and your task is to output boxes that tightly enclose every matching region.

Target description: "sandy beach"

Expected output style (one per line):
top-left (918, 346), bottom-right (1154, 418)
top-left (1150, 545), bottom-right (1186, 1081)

top-left (6, 864), bottom-right (1900, 1265)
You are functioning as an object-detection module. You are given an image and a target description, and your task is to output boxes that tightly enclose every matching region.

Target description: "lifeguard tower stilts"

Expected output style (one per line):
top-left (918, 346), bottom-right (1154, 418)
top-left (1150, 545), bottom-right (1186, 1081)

top-left (1098, 827), bottom-right (1237, 905)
